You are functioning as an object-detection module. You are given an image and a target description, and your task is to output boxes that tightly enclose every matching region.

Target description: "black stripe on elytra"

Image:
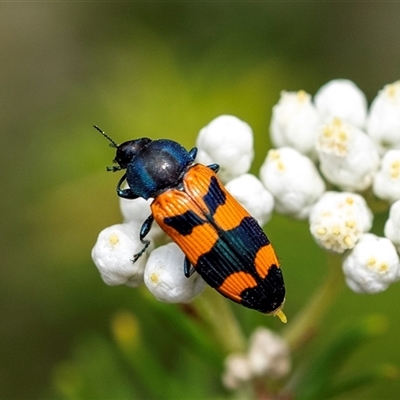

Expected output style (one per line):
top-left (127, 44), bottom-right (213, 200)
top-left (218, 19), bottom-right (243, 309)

top-left (195, 216), bottom-right (271, 288)
top-left (163, 210), bottom-right (206, 236)
top-left (240, 265), bottom-right (285, 313)
top-left (202, 176), bottom-right (226, 217)
top-left (162, 176), bottom-right (225, 236)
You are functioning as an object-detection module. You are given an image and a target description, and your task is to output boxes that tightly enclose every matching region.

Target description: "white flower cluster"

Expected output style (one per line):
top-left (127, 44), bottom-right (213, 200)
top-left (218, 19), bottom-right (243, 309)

top-left (222, 327), bottom-right (291, 389)
top-left (270, 79), bottom-right (400, 294)
top-left (93, 80), bottom-right (400, 303)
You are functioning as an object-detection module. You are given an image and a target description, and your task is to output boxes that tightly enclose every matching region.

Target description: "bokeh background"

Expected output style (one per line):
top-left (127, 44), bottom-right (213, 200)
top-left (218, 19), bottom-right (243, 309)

top-left (1, 3), bottom-right (400, 399)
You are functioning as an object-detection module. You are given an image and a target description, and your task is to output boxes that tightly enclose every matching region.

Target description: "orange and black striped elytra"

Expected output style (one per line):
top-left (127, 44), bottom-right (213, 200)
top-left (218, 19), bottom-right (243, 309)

top-left (95, 126), bottom-right (286, 322)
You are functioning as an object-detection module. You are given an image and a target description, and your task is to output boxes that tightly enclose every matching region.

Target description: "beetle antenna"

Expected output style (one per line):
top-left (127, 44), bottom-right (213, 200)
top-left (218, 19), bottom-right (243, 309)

top-left (93, 125), bottom-right (118, 148)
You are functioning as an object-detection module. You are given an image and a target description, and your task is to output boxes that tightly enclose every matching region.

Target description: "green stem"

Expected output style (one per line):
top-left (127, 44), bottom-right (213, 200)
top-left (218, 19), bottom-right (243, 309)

top-left (283, 252), bottom-right (344, 351)
top-left (362, 188), bottom-right (390, 214)
top-left (193, 287), bottom-right (247, 354)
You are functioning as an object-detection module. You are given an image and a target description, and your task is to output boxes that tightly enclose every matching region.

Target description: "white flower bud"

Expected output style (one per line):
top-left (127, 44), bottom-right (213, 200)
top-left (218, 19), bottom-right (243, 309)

top-left (222, 354), bottom-right (252, 390)
top-left (120, 197), bottom-right (165, 241)
top-left (225, 174), bottom-right (274, 226)
top-left (384, 200), bottom-right (400, 254)
top-left (343, 233), bottom-right (400, 294)
top-left (196, 115), bottom-right (254, 182)
top-left (314, 79), bottom-right (368, 128)
top-left (373, 149), bottom-right (400, 203)
top-left (247, 328), bottom-right (291, 379)
top-left (144, 243), bottom-right (206, 303)
top-left (367, 80), bottom-right (400, 154)
top-left (316, 118), bottom-right (380, 191)
top-left (92, 224), bottom-right (149, 287)
top-left (120, 196), bottom-right (151, 224)
top-left (309, 191), bottom-right (373, 253)
top-left (270, 90), bottom-right (320, 158)
top-left (259, 147), bottom-right (325, 219)
top-left (222, 328), bottom-right (291, 390)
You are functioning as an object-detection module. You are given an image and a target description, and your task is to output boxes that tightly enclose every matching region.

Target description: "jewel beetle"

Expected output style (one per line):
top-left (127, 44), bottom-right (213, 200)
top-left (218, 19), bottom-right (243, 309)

top-left (95, 126), bottom-right (286, 322)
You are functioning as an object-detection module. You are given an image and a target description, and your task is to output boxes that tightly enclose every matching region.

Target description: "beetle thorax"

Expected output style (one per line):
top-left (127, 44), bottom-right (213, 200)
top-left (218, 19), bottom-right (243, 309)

top-left (125, 139), bottom-right (194, 199)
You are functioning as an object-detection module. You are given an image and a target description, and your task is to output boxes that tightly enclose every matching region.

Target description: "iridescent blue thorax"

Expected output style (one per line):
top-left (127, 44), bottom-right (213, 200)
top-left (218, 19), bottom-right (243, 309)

top-left (124, 139), bottom-right (197, 200)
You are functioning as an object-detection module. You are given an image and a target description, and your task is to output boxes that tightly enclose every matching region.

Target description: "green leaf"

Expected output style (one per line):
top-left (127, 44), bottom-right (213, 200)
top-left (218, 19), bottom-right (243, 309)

top-left (294, 315), bottom-right (388, 399)
top-left (51, 335), bottom-right (138, 400)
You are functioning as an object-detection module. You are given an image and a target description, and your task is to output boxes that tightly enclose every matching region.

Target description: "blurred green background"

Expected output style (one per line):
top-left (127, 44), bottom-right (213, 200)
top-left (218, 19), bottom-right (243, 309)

top-left (1, 3), bottom-right (400, 399)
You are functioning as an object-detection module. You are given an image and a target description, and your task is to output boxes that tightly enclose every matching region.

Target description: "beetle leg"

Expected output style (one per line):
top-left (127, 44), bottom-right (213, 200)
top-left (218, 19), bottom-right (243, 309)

top-left (116, 173), bottom-right (139, 199)
top-left (188, 147), bottom-right (198, 161)
top-left (184, 256), bottom-right (195, 278)
top-left (132, 215), bottom-right (153, 263)
top-left (207, 163), bottom-right (220, 173)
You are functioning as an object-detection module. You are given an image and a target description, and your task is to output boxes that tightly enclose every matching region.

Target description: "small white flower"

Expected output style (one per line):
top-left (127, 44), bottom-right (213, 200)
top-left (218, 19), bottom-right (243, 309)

top-left (384, 200), bottom-right (400, 254)
top-left (259, 147), bottom-right (325, 219)
top-left (316, 118), bottom-right (380, 191)
top-left (225, 173), bottom-right (274, 226)
top-left (143, 243), bottom-right (206, 303)
top-left (247, 328), bottom-right (291, 379)
top-left (120, 196), bottom-right (151, 225)
top-left (91, 224), bottom-right (150, 287)
top-left (270, 90), bottom-right (321, 158)
top-left (373, 149), bottom-right (400, 203)
top-left (314, 79), bottom-right (368, 128)
top-left (343, 233), bottom-right (400, 294)
top-left (120, 197), bottom-right (165, 241)
top-left (222, 354), bottom-right (252, 389)
top-left (367, 80), bottom-right (400, 154)
top-left (222, 328), bottom-right (290, 390)
top-left (196, 115), bottom-right (254, 182)
top-left (309, 191), bottom-right (373, 253)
